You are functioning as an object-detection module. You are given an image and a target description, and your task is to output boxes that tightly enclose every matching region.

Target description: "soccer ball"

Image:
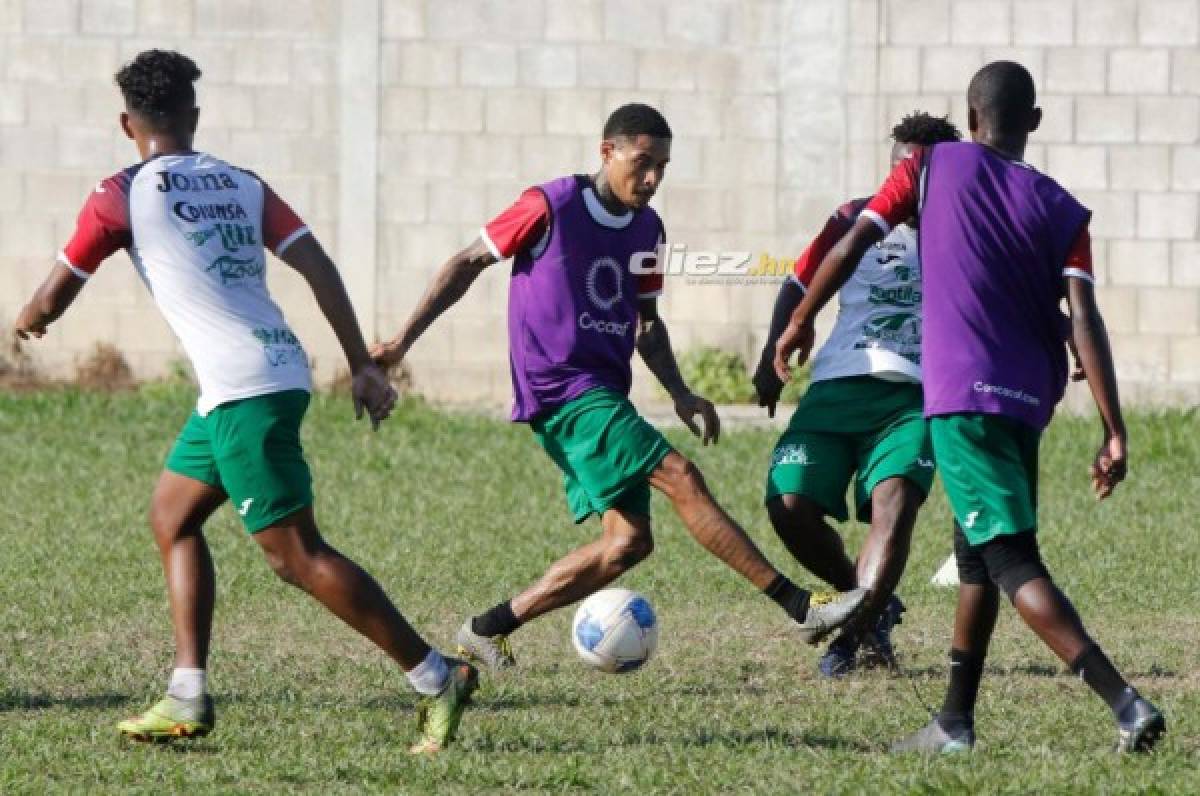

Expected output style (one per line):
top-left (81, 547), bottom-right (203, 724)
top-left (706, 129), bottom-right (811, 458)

top-left (571, 588), bottom-right (659, 673)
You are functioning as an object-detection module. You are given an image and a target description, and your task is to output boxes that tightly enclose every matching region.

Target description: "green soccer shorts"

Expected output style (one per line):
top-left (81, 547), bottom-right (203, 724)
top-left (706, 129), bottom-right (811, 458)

top-left (532, 387), bottom-right (675, 524)
top-left (930, 412), bottom-right (1040, 546)
top-left (165, 389), bottom-right (314, 533)
top-left (765, 375), bottom-right (935, 523)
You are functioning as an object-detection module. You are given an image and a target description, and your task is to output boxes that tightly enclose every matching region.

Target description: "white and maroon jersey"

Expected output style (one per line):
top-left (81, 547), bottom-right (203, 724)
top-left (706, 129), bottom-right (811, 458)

top-left (60, 152), bottom-right (313, 415)
top-left (793, 198), bottom-right (922, 384)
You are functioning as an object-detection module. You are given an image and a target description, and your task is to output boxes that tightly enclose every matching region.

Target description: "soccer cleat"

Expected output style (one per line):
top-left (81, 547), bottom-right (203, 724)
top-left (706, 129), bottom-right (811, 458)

top-left (409, 658), bottom-right (479, 755)
top-left (455, 619), bottom-right (516, 675)
top-left (1115, 697), bottom-right (1166, 754)
top-left (817, 631), bottom-right (860, 678)
top-left (891, 716), bottom-right (975, 754)
top-left (117, 695), bottom-right (214, 742)
top-left (796, 588), bottom-right (868, 645)
top-left (859, 595), bottom-right (906, 669)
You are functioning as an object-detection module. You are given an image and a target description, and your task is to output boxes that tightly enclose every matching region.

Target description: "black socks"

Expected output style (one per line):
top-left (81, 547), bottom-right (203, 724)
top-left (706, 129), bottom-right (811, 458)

top-left (763, 574), bottom-right (811, 622)
top-left (1071, 643), bottom-right (1137, 717)
top-left (940, 648), bottom-right (985, 734)
top-left (471, 599), bottom-right (521, 638)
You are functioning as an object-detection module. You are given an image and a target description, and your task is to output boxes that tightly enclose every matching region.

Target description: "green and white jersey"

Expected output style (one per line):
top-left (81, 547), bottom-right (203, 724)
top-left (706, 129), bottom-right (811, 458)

top-left (792, 198), bottom-right (921, 384)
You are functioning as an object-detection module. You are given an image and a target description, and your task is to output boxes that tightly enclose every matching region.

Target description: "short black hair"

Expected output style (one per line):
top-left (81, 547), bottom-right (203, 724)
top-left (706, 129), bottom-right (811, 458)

top-left (115, 49), bottom-right (201, 126)
top-left (967, 61), bottom-right (1036, 134)
top-left (603, 103), bottom-right (672, 140)
top-left (891, 111), bottom-right (962, 146)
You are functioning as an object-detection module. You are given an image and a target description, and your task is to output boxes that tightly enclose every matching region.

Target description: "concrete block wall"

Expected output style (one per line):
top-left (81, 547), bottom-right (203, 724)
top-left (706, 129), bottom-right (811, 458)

top-left (1, 0), bottom-right (1196, 408)
top-left (0, 0), bottom-right (343, 381)
top-left (375, 0), bottom-right (809, 403)
top-left (855, 0), bottom-right (1200, 407)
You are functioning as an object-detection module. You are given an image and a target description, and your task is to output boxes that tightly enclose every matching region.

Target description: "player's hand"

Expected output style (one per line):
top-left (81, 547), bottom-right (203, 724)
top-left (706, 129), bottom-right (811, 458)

top-left (369, 339), bottom-right (406, 370)
top-left (773, 320), bottom-right (815, 383)
top-left (13, 304), bottom-right (47, 341)
top-left (1091, 432), bottom-right (1127, 500)
top-left (351, 363), bottom-right (398, 431)
top-left (674, 391), bottom-right (721, 445)
top-left (752, 353), bottom-right (783, 418)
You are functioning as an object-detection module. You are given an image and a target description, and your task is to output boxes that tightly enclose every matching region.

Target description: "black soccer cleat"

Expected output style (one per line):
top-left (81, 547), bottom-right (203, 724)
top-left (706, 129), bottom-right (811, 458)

top-left (1115, 697), bottom-right (1166, 754)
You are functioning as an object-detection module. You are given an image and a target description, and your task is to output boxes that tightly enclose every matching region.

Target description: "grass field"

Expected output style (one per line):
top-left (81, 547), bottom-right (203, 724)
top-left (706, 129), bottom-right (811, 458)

top-left (1, 386), bottom-right (1197, 793)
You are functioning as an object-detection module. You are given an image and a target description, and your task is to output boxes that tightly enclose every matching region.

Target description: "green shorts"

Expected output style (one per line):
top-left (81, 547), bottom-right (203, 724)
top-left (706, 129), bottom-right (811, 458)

top-left (165, 389), bottom-right (314, 533)
top-left (930, 413), bottom-right (1040, 546)
top-left (532, 387), bottom-right (674, 524)
top-left (765, 375), bottom-right (934, 523)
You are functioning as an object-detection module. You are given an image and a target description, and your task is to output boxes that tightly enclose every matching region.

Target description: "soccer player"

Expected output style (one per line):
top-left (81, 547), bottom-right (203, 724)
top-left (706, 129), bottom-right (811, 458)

top-left (13, 50), bottom-right (475, 754)
top-left (373, 103), bottom-right (866, 674)
top-left (774, 61), bottom-right (1165, 753)
top-left (752, 112), bottom-right (962, 678)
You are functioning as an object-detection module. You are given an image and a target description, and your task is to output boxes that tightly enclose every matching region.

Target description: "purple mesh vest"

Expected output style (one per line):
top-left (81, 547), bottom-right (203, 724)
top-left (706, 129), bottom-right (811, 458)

top-left (918, 143), bottom-right (1090, 430)
top-left (508, 175), bottom-right (664, 422)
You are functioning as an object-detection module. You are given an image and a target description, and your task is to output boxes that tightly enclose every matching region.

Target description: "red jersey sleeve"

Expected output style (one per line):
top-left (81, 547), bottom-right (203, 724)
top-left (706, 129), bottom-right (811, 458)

top-left (482, 188), bottom-right (550, 260)
top-left (262, 183), bottom-right (309, 255)
top-left (636, 223), bottom-right (666, 299)
top-left (863, 146), bottom-right (926, 234)
top-left (1062, 224), bottom-right (1094, 282)
top-left (792, 203), bottom-right (858, 289)
top-left (59, 173), bottom-right (132, 278)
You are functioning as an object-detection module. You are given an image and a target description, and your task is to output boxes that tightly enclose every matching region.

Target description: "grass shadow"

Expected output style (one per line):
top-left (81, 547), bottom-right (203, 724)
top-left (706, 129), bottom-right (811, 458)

top-left (682, 727), bottom-right (873, 753)
top-left (0, 691), bottom-right (131, 712)
top-left (467, 726), bottom-right (869, 754)
top-left (897, 663), bottom-right (1177, 680)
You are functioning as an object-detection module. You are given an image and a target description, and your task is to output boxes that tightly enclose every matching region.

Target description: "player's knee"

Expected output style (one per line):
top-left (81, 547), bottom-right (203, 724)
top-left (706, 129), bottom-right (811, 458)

top-left (870, 478), bottom-right (921, 530)
top-left (607, 532), bottom-right (653, 570)
top-left (148, 501), bottom-right (186, 547)
top-left (260, 543), bottom-right (315, 590)
top-left (978, 533), bottom-right (1049, 601)
top-left (664, 456), bottom-right (709, 503)
top-left (767, 494), bottom-right (824, 533)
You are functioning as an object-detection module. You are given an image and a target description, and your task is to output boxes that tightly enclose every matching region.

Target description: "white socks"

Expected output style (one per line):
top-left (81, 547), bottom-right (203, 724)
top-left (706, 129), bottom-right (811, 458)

top-left (165, 654), bottom-right (448, 700)
top-left (406, 649), bottom-right (450, 696)
top-left (167, 667), bottom-right (207, 700)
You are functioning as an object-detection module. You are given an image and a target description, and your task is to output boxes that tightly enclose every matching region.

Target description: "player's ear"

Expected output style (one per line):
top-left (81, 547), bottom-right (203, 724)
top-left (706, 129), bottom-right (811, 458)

top-left (1028, 106), bottom-right (1042, 134)
top-left (600, 138), bottom-right (615, 165)
top-left (119, 111), bottom-right (136, 141)
top-left (967, 106), bottom-right (979, 134)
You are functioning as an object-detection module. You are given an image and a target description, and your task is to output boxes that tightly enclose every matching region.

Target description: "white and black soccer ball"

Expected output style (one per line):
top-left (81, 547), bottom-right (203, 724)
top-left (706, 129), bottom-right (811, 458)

top-left (571, 588), bottom-right (659, 673)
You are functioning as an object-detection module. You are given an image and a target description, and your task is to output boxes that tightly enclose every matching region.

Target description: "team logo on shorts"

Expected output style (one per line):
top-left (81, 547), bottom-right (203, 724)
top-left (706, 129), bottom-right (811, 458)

top-left (771, 444), bottom-right (812, 468)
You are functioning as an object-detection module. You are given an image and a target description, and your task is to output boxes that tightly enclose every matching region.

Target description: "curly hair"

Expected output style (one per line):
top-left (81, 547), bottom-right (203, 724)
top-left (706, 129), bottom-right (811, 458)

top-left (603, 103), bottom-right (672, 140)
top-left (115, 49), bottom-right (201, 125)
top-left (891, 111), bottom-right (962, 146)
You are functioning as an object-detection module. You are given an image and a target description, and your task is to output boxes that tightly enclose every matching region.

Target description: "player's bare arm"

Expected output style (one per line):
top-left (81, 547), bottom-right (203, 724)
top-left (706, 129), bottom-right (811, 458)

top-left (774, 217), bottom-right (885, 381)
top-left (752, 278), bottom-right (806, 418)
top-left (636, 297), bottom-right (720, 445)
top-left (280, 233), bottom-right (396, 429)
top-left (14, 264), bottom-right (85, 340)
top-left (1066, 275), bottom-right (1128, 500)
top-left (373, 237), bottom-right (497, 369)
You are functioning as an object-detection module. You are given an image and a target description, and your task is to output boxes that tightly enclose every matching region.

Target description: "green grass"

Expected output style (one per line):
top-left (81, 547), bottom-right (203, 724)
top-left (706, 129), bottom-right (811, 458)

top-left (1, 386), bottom-right (1197, 793)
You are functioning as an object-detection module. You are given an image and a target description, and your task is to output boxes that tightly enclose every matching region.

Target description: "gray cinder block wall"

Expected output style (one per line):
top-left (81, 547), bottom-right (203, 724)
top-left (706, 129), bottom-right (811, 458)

top-left (1, 1), bottom-right (1196, 408)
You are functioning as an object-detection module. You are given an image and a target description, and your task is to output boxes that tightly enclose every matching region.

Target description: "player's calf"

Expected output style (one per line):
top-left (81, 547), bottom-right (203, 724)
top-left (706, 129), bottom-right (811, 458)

top-left (765, 494), bottom-right (858, 592)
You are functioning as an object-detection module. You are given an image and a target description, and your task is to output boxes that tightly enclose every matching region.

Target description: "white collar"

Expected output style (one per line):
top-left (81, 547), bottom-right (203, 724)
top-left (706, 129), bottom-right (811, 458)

top-left (582, 185), bottom-right (634, 229)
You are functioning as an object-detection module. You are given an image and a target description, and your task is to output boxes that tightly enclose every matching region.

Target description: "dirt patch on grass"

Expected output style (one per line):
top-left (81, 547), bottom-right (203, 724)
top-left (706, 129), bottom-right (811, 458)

top-left (1, 341), bottom-right (138, 392)
top-left (74, 343), bottom-right (136, 391)
top-left (0, 339), bottom-right (49, 390)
